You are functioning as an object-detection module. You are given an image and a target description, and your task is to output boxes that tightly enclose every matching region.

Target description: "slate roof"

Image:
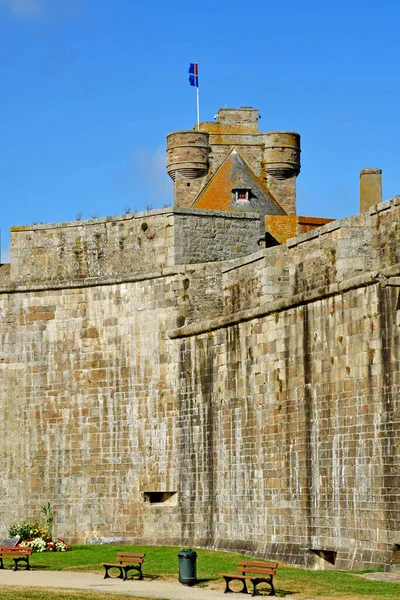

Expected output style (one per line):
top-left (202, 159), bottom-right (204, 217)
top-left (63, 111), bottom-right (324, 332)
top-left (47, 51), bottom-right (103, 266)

top-left (192, 149), bottom-right (286, 215)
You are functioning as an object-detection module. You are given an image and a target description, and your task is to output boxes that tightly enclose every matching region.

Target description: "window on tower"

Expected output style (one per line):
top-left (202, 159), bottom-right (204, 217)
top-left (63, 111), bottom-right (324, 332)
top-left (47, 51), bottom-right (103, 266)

top-left (233, 189), bottom-right (251, 203)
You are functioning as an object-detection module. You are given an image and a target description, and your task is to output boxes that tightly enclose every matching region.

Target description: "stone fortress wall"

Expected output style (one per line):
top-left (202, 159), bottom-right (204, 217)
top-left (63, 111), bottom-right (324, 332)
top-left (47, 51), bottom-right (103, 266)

top-left (0, 193), bottom-right (399, 570)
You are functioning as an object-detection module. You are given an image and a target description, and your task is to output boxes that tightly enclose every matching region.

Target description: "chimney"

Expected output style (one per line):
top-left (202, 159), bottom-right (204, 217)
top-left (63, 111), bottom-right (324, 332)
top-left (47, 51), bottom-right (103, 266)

top-left (360, 168), bottom-right (382, 212)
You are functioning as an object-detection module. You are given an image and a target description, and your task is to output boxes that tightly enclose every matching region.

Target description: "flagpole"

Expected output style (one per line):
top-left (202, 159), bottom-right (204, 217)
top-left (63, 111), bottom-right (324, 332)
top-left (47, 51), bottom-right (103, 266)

top-left (197, 87), bottom-right (200, 131)
top-left (196, 61), bottom-right (200, 131)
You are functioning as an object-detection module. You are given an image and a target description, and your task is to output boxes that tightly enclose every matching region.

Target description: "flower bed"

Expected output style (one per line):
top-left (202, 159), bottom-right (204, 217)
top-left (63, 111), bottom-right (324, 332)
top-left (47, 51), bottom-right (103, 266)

top-left (20, 537), bottom-right (69, 552)
top-left (9, 521), bottom-right (69, 552)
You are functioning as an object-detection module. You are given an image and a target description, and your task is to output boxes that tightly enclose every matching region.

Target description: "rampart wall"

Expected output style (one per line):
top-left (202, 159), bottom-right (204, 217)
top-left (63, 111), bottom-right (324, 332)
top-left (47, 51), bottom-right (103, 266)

top-left (0, 200), bottom-right (399, 570)
top-left (9, 208), bottom-right (260, 284)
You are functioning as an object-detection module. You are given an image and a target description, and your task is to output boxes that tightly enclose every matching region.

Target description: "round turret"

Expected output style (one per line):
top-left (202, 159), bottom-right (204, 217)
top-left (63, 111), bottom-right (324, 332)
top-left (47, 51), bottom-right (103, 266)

top-left (263, 132), bottom-right (301, 180)
top-left (166, 131), bottom-right (210, 180)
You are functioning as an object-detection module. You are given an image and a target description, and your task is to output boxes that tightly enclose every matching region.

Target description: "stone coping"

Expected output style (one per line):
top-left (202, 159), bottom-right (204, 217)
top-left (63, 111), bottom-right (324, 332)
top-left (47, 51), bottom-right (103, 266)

top-left (287, 195), bottom-right (400, 249)
top-left (223, 196), bottom-right (400, 273)
top-left (10, 207), bottom-right (260, 233)
top-left (0, 267), bottom-right (175, 294)
top-left (168, 264), bottom-right (400, 339)
top-left (0, 259), bottom-right (229, 294)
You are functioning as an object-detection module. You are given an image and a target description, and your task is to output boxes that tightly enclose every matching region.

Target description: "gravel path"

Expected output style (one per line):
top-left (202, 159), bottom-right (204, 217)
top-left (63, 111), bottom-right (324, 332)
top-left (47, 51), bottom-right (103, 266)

top-left (0, 568), bottom-right (399, 599)
top-left (0, 570), bottom-right (226, 599)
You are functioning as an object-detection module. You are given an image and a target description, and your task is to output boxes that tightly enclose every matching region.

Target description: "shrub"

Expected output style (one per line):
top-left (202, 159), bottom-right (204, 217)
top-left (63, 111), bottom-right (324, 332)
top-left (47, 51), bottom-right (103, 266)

top-left (8, 519), bottom-right (69, 552)
top-left (40, 502), bottom-right (54, 538)
top-left (9, 521), bottom-right (42, 540)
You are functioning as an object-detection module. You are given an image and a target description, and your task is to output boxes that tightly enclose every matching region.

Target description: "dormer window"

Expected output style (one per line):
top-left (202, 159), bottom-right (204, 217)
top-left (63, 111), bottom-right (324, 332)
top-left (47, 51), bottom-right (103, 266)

top-left (233, 188), bottom-right (250, 203)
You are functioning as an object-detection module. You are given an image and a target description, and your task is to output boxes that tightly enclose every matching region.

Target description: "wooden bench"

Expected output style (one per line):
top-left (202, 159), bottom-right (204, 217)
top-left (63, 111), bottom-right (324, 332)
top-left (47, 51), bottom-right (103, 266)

top-left (0, 546), bottom-right (33, 571)
top-left (220, 560), bottom-right (278, 596)
top-left (103, 551), bottom-right (145, 581)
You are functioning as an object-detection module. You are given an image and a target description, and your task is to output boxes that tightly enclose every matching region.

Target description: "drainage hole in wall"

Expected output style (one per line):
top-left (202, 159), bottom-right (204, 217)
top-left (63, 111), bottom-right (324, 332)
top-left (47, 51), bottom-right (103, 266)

top-left (310, 549), bottom-right (337, 565)
top-left (143, 491), bottom-right (177, 505)
top-left (392, 544), bottom-right (400, 564)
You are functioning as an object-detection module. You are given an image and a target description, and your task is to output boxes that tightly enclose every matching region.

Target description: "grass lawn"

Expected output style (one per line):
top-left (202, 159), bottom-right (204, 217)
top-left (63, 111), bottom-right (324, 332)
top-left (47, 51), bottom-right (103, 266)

top-left (27, 544), bottom-right (242, 576)
top-left (0, 587), bottom-right (154, 600)
top-left (0, 545), bottom-right (398, 599)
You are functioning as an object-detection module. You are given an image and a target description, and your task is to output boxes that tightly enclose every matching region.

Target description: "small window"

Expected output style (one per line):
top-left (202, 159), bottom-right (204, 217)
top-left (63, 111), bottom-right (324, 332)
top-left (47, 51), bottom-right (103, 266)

top-left (233, 189), bottom-right (250, 203)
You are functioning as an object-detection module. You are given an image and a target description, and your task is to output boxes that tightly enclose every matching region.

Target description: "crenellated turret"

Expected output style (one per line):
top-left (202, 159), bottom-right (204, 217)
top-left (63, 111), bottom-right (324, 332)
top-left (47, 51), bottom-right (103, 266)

top-left (166, 108), bottom-right (301, 214)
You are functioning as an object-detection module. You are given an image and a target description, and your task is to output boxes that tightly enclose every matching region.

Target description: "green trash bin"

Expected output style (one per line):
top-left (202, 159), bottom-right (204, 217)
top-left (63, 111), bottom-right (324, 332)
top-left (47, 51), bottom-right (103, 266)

top-left (178, 548), bottom-right (197, 585)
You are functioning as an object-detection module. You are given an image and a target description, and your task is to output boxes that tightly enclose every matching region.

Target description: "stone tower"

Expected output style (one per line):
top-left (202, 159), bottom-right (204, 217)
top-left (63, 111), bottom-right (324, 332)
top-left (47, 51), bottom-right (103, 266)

top-left (166, 107), bottom-right (301, 215)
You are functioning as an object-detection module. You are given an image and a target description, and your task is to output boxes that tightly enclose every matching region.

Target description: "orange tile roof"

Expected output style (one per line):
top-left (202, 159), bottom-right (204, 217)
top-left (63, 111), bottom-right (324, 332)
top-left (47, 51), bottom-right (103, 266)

top-left (192, 150), bottom-right (285, 215)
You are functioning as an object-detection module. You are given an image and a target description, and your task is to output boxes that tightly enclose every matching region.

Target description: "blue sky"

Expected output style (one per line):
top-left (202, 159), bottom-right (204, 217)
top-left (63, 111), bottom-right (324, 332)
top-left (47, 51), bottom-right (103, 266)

top-left (1, 0), bottom-right (399, 262)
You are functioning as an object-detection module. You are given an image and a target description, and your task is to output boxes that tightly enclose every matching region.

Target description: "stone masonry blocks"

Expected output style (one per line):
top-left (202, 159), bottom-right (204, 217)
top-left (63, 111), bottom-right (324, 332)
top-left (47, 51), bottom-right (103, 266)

top-left (0, 197), bottom-right (400, 571)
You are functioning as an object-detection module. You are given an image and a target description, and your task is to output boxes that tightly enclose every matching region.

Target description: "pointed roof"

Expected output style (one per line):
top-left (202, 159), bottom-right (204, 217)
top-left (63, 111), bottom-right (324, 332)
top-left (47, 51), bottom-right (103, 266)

top-left (192, 149), bottom-right (286, 214)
